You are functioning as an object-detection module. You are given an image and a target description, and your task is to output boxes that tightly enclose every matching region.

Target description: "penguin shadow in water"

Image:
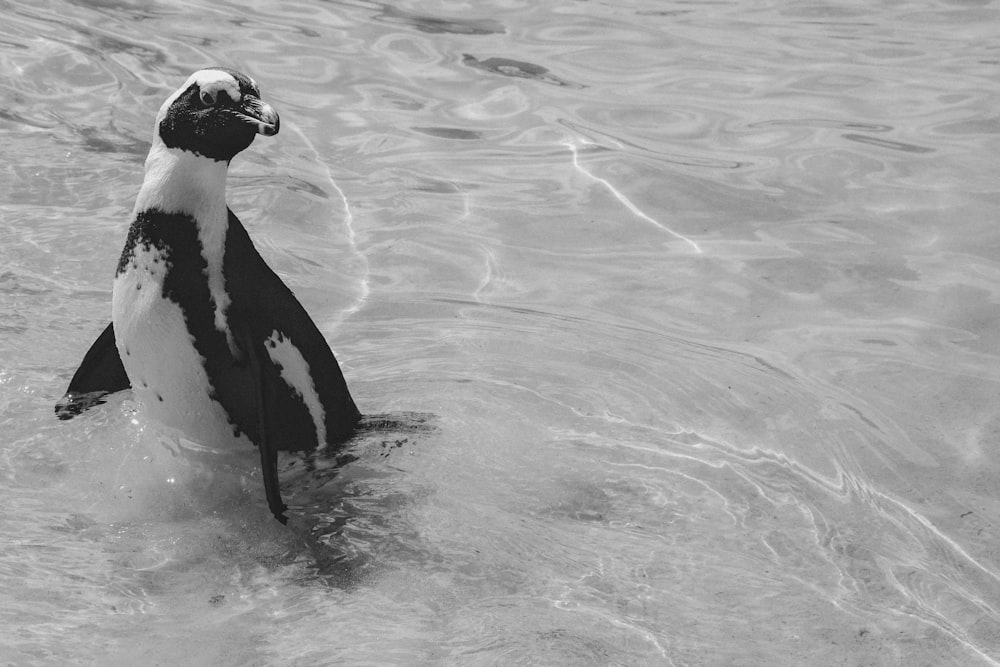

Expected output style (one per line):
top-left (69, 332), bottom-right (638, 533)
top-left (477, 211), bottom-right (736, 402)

top-left (278, 412), bottom-right (438, 585)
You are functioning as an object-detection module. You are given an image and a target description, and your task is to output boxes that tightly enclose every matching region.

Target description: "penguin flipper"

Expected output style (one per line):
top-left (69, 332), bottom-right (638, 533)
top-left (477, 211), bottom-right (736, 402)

top-left (236, 327), bottom-right (289, 524)
top-left (55, 322), bottom-right (131, 420)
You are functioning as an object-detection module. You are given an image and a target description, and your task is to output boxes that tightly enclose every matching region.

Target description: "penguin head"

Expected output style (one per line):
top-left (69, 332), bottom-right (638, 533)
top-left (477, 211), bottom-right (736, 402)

top-left (155, 68), bottom-right (280, 162)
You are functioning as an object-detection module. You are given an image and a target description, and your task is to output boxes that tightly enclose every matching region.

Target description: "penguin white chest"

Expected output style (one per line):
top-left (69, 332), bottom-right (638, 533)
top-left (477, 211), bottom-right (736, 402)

top-left (112, 243), bottom-right (247, 448)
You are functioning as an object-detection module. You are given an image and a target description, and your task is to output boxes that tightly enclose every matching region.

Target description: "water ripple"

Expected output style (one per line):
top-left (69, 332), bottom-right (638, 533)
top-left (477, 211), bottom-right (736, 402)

top-left (4, 0), bottom-right (1000, 664)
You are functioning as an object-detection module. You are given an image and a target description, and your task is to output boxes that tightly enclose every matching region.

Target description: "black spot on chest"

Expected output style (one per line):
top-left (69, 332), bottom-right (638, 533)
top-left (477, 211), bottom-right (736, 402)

top-left (116, 207), bottom-right (239, 412)
top-left (117, 209), bottom-right (204, 282)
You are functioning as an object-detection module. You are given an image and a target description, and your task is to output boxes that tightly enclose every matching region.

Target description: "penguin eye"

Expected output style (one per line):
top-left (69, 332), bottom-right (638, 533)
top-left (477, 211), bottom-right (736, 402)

top-left (199, 89), bottom-right (218, 107)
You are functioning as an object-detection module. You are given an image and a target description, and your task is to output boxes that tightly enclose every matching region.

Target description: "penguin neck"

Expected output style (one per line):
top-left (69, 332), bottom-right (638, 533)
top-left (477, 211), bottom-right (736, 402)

top-left (135, 138), bottom-right (230, 222)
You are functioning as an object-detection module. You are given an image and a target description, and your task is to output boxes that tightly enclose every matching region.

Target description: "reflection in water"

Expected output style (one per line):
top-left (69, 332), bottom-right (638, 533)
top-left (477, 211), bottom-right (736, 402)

top-left (282, 412), bottom-right (438, 586)
top-left (841, 133), bottom-right (936, 154)
top-left (411, 126), bottom-right (484, 141)
top-left (462, 53), bottom-right (584, 89)
top-left (748, 118), bottom-right (896, 132)
top-left (370, 2), bottom-right (506, 35)
top-left (3, 0), bottom-right (1000, 664)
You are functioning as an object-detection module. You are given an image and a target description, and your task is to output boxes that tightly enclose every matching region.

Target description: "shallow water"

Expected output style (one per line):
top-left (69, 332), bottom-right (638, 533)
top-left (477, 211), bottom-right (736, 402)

top-left (2, 0), bottom-right (1000, 664)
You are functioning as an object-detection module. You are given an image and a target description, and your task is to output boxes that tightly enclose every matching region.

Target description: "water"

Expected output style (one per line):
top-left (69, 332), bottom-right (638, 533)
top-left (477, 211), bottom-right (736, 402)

top-left (2, 0), bottom-right (1000, 664)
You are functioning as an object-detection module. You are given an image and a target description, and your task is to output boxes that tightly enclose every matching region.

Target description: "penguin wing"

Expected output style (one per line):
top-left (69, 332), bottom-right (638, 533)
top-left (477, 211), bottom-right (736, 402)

top-left (222, 210), bottom-right (361, 521)
top-left (55, 322), bottom-right (131, 419)
top-left (223, 210), bottom-right (360, 450)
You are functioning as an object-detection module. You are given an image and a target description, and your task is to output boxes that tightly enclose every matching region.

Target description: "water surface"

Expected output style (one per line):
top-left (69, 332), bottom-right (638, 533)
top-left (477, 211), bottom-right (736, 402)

top-left (2, 0), bottom-right (1000, 665)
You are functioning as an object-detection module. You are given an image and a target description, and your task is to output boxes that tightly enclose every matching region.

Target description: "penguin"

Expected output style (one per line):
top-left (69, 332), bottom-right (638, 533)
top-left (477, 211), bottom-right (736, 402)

top-left (55, 67), bottom-right (362, 523)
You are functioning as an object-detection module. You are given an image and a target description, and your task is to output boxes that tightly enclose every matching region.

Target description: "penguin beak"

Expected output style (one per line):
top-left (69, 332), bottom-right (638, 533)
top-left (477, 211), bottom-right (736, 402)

top-left (237, 95), bottom-right (280, 136)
